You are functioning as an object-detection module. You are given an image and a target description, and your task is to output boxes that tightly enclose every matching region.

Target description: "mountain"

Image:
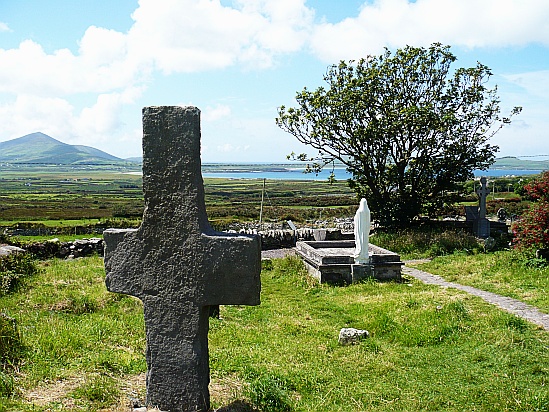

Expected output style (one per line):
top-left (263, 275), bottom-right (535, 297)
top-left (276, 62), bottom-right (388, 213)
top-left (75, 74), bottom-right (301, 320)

top-left (0, 132), bottom-right (131, 165)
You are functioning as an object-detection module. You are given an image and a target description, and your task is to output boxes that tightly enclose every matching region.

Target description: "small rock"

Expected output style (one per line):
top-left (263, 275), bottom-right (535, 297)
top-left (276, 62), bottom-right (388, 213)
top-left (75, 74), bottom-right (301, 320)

top-left (0, 245), bottom-right (26, 256)
top-left (338, 328), bottom-right (369, 345)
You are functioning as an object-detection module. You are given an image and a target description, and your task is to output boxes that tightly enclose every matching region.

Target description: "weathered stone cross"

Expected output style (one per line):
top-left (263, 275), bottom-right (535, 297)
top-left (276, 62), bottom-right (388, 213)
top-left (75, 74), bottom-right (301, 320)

top-left (476, 176), bottom-right (491, 220)
top-left (103, 106), bottom-right (261, 412)
top-left (476, 176), bottom-right (491, 238)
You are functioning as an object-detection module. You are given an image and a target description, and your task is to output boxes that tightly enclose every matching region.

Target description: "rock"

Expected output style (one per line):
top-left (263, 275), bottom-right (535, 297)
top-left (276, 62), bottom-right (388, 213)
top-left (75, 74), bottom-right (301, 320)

top-left (338, 328), bottom-right (369, 345)
top-left (0, 245), bottom-right (26, 256)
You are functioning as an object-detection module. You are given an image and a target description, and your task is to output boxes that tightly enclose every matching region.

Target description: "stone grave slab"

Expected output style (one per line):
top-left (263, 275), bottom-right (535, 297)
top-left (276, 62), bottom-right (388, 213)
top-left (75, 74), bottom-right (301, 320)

top-left (295, 240), bottom-right (402, 284)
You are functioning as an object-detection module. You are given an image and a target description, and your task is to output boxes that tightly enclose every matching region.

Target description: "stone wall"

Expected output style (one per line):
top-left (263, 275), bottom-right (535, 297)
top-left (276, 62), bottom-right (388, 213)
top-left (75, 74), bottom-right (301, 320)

top-left (4, 228), bottom-right (352, 259)
top-left (22, 238), bottom-right (104, 259)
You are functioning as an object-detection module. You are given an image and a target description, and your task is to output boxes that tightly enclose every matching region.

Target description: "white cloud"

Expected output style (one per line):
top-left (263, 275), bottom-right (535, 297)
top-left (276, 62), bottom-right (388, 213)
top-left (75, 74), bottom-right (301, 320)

top-left (128, 0), bottom-right (313, 72)
top-left (0, 95), bottom-right (75, 139)
top-left (77, 88), bottom-right (144, 138)
top-left (0, 22), bottom-right (11, 32)
top-left (503, 70), bottom-right (549, 99)
top-left (202, 104), bottom-right (232, 122)
top-left (0, 38), bottom-right (143, 96)
top-left (217, 143), bottom-right (247, 153)
top-left (310, 0), bottom-right (549, 61)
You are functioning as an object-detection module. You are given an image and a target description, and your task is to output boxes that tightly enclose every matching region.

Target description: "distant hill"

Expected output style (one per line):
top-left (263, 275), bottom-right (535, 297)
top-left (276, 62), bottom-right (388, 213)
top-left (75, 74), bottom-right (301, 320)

top-left (0, 132), bottom-right (135, 165)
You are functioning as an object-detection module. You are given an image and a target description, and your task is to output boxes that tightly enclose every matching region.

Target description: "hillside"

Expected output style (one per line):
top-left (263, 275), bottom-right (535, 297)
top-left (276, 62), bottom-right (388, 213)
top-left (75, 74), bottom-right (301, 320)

top-left (0, 132), bottom-right (131, 165)
top-left (492, 156), bottom-right (549, 170)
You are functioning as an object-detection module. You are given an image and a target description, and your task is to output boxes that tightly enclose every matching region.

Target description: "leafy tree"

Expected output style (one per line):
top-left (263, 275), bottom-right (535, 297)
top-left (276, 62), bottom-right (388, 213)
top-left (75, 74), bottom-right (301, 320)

top-left (276, 43), bottom-right (520, 227)
top-left (513, 172), bottom-right (549, 250)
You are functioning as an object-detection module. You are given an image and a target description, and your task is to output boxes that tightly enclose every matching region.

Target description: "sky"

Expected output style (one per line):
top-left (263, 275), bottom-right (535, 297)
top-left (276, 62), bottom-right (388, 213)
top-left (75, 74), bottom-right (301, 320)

top-left (0, 0), bottom-right (549, 162)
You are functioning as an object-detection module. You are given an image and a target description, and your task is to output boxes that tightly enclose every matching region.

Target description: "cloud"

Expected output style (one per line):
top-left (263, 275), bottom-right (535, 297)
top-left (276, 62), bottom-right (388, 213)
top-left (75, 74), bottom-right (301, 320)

top-left (77, 88), bottom-right (144, 138)
top-left (216, 143), bottom-right (250, 153)
top-left (0, 37), bottom-right (143, 96)
top-left (2, 0), bottom-right (549, 161)
top-left (128, 0), bottom-right (313, 72)
top-left (202, 104), bottom-right (232, 122)
top-left (0, 95), bottom-right (75, 139)
top-left (503, 70), bottom-right (549, 99)
top-left (309, 0), bottom-right (549, 61)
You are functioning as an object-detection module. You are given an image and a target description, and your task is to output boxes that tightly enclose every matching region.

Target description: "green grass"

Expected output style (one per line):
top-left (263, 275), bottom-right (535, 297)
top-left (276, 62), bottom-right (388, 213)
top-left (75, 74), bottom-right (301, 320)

top-left (372, 228), bottom-right (483, 260)
top-left (0, 256), bottom-right (146, 411)
top-left (412, 250), bottom-right (549, 313)
top-left (0, 257), bottom-right (549, 411)
top-left (1, 256), bottom-right (548, 411)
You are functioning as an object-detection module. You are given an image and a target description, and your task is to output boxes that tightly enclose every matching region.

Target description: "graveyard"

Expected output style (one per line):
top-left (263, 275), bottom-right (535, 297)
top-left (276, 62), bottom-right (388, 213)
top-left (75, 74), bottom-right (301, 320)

top-left (0, 108), bottom-right (549, 411)
top-left (0, 107), bottom-right (547, 411)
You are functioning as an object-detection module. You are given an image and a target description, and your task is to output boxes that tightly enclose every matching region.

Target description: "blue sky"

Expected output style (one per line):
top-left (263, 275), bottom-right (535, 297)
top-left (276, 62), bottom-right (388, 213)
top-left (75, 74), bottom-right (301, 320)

top-left (0, 0), bottom-right (548, 162)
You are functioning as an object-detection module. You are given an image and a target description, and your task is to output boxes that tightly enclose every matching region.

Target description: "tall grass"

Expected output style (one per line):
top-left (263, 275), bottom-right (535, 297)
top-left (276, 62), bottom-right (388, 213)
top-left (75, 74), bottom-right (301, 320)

top-left (372, 228), bottom-right (482, 259)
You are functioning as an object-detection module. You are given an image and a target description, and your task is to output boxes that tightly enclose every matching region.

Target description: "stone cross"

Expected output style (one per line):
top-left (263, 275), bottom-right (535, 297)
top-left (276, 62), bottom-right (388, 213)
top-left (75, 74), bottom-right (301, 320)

top-left (103, 106), bottom-right (261, 412)
top-left (476, 176), bottom-right (490, 219)
top-left (476, 176), bottom-right (491, 238)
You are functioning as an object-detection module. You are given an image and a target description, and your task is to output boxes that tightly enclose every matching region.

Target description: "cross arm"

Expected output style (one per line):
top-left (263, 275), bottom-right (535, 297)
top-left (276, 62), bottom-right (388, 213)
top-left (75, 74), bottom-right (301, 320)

top-left (201, 233), bottom-right (261, 306)
top-left (104, 228), bottom-right (146, 299)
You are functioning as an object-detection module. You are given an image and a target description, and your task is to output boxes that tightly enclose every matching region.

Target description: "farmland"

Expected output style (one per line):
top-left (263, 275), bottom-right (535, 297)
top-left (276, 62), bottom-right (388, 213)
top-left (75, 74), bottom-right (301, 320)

top-left (0, 165), bottom-right (357, 231)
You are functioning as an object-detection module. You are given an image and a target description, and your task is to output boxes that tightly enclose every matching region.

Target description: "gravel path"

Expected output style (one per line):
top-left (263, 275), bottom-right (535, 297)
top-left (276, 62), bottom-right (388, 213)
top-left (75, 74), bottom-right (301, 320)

top-left (403, 265), bottom-right (549, 331)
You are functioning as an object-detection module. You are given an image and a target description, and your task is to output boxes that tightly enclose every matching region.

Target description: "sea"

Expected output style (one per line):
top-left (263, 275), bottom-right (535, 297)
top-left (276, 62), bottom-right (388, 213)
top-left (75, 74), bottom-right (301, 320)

top-left (201, 167), bottom-right (544, 181)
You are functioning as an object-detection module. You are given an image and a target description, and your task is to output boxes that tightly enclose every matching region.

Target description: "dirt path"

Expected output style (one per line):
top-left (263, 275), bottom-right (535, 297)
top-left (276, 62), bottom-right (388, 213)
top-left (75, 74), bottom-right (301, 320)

top-left (403, 265), bottom-right (549, 331)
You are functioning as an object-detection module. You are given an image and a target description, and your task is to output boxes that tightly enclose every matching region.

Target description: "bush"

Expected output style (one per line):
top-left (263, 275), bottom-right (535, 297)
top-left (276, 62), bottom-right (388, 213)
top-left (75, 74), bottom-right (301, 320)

top-left (0, 254), bottom-right (39, 296)
top-left (512, 201), bottom-right (549, 250)
top-left (513, 172), bottom-right (549, 250)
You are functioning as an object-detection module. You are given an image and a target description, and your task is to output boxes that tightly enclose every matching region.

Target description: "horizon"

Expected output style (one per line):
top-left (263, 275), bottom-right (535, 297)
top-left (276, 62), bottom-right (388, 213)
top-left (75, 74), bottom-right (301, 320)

top-left (4, 131), bottom-right (549, 165)
top-left (1, 1), bottom-right (549, 162)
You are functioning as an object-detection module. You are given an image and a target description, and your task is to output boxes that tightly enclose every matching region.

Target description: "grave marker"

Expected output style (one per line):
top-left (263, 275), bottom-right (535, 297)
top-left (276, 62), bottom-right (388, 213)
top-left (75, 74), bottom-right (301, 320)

top-left (476, 176), bottom-right (491, 238)
top-left (103, 106), bottom-right (261, 412)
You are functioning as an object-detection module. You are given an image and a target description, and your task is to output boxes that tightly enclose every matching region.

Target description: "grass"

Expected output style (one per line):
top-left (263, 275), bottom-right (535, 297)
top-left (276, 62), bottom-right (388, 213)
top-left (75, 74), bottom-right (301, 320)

top-left (371, 228), bottom-right (483, 260)
top-left (412, 250), bottom-right (549, 313)
top-left (1, 255), bottom-right (548, 411)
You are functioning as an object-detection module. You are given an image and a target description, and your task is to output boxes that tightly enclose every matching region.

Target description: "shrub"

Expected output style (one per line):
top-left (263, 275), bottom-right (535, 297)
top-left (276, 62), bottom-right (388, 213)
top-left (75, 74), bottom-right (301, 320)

top-left (513, 172), bottom-right (549, 250)
top-left (0, 254), bottom-right (39, 296)
top-left (523, 171), bottom-right (549, 201)
top-left (512, 201), bottom-right (549, 250)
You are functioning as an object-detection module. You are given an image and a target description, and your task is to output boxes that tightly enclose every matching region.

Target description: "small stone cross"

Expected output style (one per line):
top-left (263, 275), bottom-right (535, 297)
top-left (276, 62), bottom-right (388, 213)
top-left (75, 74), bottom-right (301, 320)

top-left (103, 106), bottom-right (261, 412)
top-left (476, 176), bottom-right (491, 219)
top-left (476, 176), bottom-right (491, 238)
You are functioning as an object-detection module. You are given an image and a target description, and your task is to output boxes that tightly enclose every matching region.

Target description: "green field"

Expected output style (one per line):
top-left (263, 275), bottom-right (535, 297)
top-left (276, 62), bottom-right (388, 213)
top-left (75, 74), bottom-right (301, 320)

top-left (1, 165), bottom-right (549, 411)
top-left (0, 166), bottom-right (356, 229)
top-left (1, 256), bottom-right (547, 411)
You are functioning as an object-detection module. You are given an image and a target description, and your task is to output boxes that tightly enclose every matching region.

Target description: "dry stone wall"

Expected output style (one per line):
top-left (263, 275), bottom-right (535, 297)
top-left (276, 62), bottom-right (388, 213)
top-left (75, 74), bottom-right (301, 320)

top-left (3, 228), bottom-right (351, 260)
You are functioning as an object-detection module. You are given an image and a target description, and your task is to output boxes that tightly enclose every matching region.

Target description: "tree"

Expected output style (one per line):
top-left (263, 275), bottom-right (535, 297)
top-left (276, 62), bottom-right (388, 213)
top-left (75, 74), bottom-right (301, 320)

top-left (276, 43), bottom-right (521, 228)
